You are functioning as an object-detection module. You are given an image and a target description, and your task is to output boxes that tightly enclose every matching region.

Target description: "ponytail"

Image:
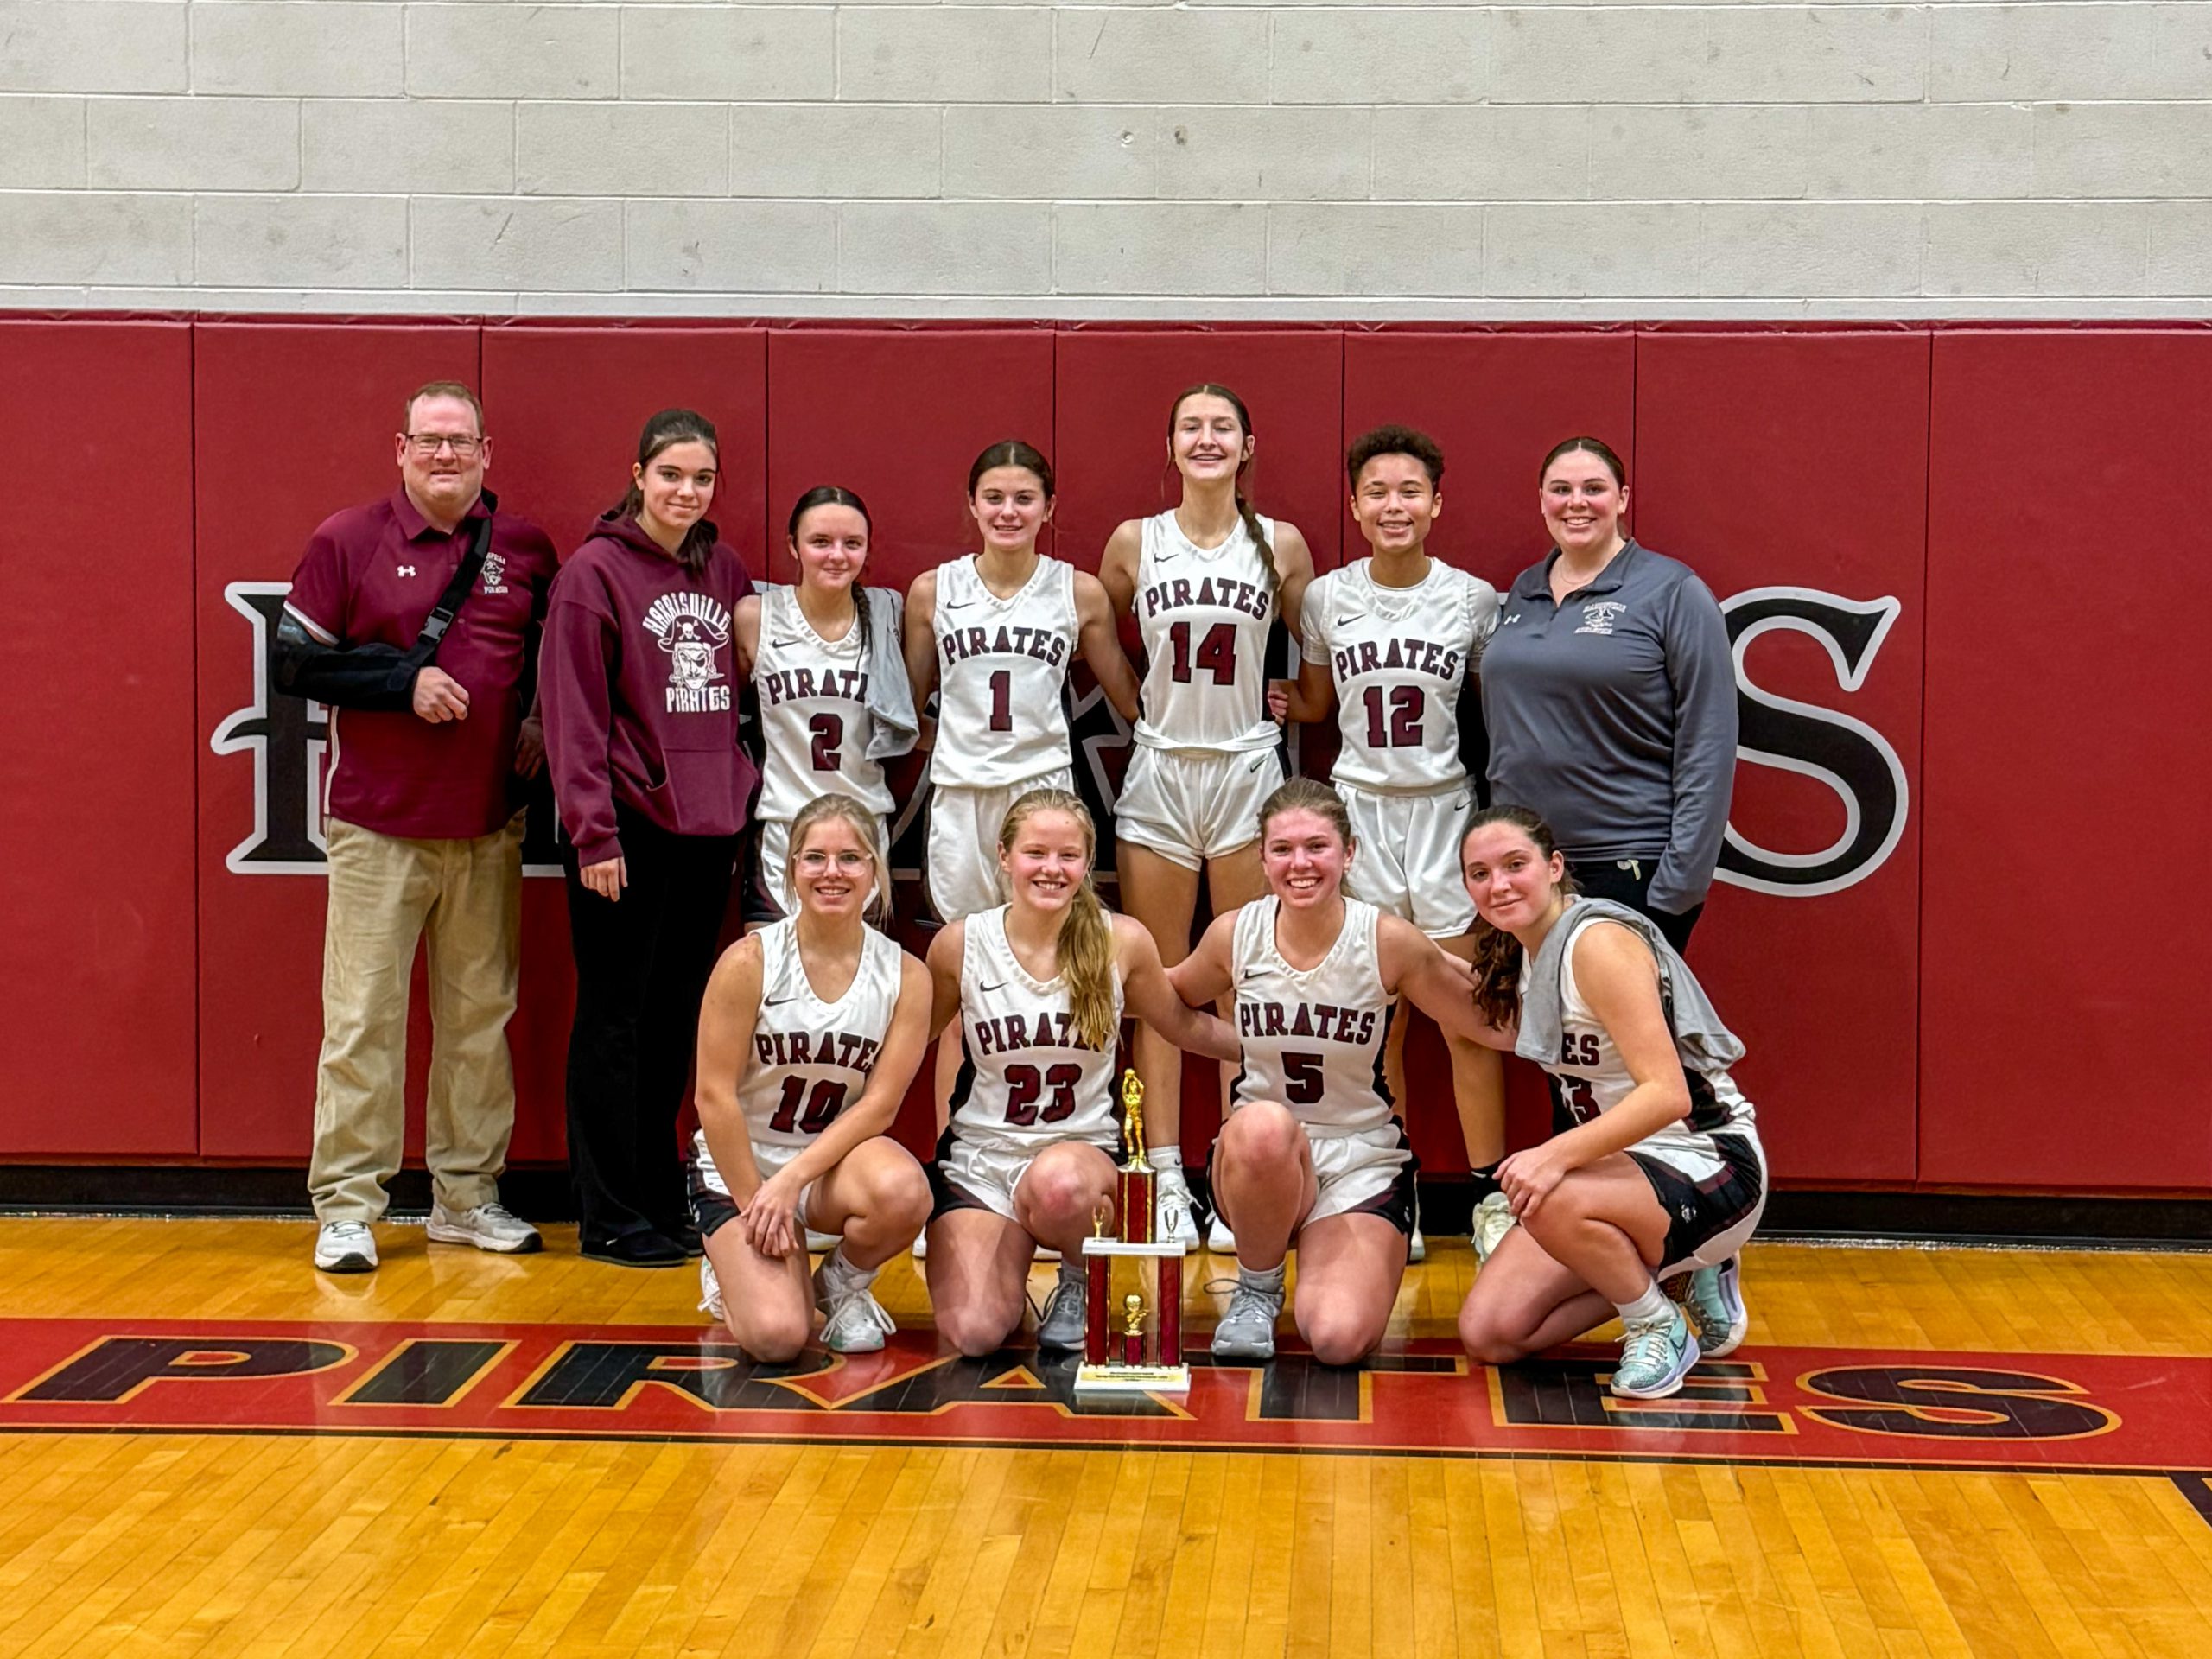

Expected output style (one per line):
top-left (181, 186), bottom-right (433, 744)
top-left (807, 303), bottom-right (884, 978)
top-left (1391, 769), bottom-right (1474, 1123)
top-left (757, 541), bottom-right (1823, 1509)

top-left (1169, 383), bottom-right (1277, 591)
top-left (998, 786), bottom-right (1117, 1051)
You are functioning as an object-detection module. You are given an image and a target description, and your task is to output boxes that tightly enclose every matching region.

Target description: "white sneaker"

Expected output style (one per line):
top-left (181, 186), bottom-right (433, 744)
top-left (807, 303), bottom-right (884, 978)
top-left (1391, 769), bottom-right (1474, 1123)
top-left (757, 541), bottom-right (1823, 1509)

top-left (911, 1230), bottom-right (928, 1262)
top-left (804, 1228), bottom-right (841, 1254)
top-left (698, 1256), bottom-right (727, 1325)
top-left (1205, 1211), bottom-right (1236, 1254)
top-left (1157, 1170), bottom-right (1199, 1253)
top-left (1407, 1190), bottom-right (1426, 1263)
top-left (1472, 1192), bottom-right (1517, 1265)
top-left (1210, 1275), bottom-right (1284, 1361)
top-left (426, 1200), bottom-right (542, 1255)
top-left (315, 1220), bottom-right (377, 1274)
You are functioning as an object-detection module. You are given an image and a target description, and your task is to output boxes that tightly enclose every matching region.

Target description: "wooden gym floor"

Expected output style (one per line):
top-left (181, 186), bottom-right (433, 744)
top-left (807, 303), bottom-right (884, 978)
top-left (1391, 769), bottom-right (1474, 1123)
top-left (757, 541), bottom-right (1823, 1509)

top-left (2, 1217), bottom-right (2209, 1658)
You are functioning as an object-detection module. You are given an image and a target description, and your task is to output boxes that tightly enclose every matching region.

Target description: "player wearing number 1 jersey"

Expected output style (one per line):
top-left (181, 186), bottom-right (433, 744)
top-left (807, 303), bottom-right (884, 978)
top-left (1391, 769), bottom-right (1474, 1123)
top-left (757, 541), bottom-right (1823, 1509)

top-left (1170, 780), bottom-right (1502, 1365)
top-left (923, 790), bottom-right (1237, 1357)
top-left (903, 441), bottom-right (1141, 925)
top-left (735, 488), bottom-right (904, 922)
top-left (1289, 426), bottom-right (1508, 1204)
top-left (1100, 385), bottom-right (1317, 1252)
top-left (691, 796), bottom-right (934, 1359)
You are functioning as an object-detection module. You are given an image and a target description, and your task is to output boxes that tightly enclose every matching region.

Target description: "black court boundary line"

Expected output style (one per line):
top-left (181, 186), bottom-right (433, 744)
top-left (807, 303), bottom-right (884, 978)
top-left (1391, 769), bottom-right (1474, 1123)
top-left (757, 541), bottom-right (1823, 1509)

top-left (3, 1419), bottom-right (2210, 1514)
top-left (4, 1166), bottom-right (2211, 1246)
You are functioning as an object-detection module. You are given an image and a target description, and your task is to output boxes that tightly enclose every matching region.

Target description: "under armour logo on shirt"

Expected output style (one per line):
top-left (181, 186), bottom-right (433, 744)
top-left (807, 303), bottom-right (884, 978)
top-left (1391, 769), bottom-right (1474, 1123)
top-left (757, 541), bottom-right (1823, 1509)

top-left (397, 565), bottom-right (417, 578)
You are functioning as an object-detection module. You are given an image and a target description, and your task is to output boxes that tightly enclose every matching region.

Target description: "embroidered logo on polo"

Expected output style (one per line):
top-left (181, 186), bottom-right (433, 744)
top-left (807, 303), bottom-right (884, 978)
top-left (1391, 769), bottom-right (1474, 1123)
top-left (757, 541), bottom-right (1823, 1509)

top-left (642, 592), bottom-right (732, 714)
top-left (1576, 601), bottom-right (1627, 635)
top-left (479, 550), bottom-right (508, 595)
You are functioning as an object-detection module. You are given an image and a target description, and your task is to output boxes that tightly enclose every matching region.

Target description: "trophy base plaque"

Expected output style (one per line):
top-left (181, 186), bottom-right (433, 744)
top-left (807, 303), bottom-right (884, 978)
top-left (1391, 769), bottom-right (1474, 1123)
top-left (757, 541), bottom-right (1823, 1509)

top-left (1073, 1237), bottom-right (1189, 1397)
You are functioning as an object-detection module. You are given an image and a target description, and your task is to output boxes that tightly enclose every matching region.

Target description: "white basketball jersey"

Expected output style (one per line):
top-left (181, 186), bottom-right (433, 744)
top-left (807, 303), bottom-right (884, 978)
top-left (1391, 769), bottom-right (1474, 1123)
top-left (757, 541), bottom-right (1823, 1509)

top-left (1132, 510), bottom-right (1280, 753)
top-left (735, 918), bottom-right (906, 1153)
top-left (753, 585), bottom-right (894, 823)
top-left (1301, 559), bottom-right (1501, 791)
top-left (1524, 912), bottom-right (1758, 1160)
top-left (949, 905), bottom-right (1122, 1154)
top-left (931, 555), bottom-right (1079, 789)
top-left (1230, 896), bottom-right (1395, 1135)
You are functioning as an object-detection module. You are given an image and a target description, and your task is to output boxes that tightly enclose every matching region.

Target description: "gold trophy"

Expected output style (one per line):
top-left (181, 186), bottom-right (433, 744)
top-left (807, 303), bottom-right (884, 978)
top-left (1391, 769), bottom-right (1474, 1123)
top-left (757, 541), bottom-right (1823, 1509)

top-left (1076, 1071), bottom-right (1190, 1395)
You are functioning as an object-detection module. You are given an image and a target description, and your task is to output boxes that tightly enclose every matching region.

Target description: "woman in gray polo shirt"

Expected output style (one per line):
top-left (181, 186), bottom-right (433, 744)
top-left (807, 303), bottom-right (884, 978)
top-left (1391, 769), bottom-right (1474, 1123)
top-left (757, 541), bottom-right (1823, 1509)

top-left (1479, 437), bottom-right (1737, 957)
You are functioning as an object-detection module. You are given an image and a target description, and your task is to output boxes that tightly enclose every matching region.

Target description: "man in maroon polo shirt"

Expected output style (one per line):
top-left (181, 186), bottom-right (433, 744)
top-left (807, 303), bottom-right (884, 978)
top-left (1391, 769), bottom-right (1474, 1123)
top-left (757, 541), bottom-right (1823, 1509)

top-left (275, 381), bottom-right (559, 1274)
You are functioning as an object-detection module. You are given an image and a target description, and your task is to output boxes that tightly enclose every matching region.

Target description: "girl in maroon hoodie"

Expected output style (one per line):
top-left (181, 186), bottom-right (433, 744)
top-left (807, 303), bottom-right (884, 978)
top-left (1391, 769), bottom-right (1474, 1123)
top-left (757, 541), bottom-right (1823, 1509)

top-left (544, 408), bottom-right (760, 1267)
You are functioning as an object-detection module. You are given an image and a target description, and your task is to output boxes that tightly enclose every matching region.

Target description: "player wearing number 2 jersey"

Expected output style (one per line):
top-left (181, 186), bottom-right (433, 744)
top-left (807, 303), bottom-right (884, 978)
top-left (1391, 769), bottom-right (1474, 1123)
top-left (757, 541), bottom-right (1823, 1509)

top-left (903, 441), bottom-right (1141, 925)
top-left (1099, 385), bottom-right (1318, 1252)
top-left (734, 488), bottom-right (904, 922)
top-left (1170, 779), bottom-right (1501, 1365)
top-left (1288, 425), bottom-right (1508, 1211)
top-left (923, 789), bottom-right (1237, 1358)
top-left (691, 796), bottom-right (934, 1359)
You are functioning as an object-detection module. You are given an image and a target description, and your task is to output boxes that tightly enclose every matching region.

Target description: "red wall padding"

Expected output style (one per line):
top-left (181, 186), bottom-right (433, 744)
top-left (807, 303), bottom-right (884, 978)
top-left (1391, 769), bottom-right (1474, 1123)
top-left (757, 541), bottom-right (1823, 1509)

top-left (1634, 327), bottom-right (1928, 1185)
top-left (0, 321), bottom-right (198, 1154)
top-left (3, 315), bottom-right (2202, 1197)
top-left (1920, 328), bottom-right (2212, 1190)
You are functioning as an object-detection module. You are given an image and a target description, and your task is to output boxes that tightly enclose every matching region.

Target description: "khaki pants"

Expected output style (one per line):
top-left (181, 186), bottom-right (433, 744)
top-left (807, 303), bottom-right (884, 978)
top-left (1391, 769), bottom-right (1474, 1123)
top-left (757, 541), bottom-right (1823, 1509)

top-left (308, 812), bottom-right (524, 1223)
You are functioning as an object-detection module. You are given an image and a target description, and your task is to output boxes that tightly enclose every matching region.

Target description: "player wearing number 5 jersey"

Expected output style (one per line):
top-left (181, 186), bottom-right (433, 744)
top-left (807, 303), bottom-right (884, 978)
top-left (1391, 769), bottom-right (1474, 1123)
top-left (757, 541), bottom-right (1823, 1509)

top-left (1100, 384), bottom-right (1317, 1252)
top-left (903, 441), bottom-right (1141, 925)
top-left (923, 789), bottom-right (1238, 1358)
top-left (691, 795), bottom-right (934, 1360)
top-left (1169, 780), bottom-right (1500, 1365)
top-left (1288, 425), bottom-right (1508, 1205)
top-left (734, 487), bottom-right (911, 923)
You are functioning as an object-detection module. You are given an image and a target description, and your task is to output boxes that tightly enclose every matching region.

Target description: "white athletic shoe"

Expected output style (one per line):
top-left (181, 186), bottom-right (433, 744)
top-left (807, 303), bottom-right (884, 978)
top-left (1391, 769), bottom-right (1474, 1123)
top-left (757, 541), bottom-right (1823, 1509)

top-left (1471, 1192), bottom-right (1517, 1265)
top-left (698, 1256), bottom-right (727, 1325)
top-left (426, 1201), bottom-right (542, 1255)
top-left (1205, 1211), bottom-right (1236, 1254)
top-left (1157, 1171), bottom-right (1200, 1253)
top-left (911, 1231), bottom-right (928, 1262)
top-left (1210, 1277), bottom-right (1284, 1362)
top-left (1408, 1188), bottom-right (1426, 1264)
top-left (804, 1228), bottom-right (841, 1254)
top-left (315, 1220), bottom-right (377, 1274)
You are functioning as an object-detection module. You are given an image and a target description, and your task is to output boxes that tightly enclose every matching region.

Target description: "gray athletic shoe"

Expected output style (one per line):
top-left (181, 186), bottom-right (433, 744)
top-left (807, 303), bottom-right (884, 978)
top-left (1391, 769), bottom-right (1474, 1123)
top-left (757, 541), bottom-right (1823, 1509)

top-left (1210, 1278), bottom-right (1284, 1361)
top-left (1036, 1267), bottom-right (1087, 1350)
top-left (314, 1220), bottom-right (377, 1274)
top-left (427, 1200), bottom-right (542, 1255)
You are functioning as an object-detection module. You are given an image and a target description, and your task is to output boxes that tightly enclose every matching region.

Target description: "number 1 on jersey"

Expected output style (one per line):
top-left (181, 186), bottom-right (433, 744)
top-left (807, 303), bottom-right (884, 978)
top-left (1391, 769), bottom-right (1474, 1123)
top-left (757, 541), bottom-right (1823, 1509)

top-left (988, 668), bottom-right (1013, 732)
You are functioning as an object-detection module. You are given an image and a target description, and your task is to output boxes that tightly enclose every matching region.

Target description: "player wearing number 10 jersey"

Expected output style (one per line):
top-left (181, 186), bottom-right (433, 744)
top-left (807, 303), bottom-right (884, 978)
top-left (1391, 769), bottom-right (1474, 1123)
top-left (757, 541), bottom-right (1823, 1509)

top-left (923, 790), bottom-right (1237, 1357)
top-left (690, 796), bottom-right (934, 1361)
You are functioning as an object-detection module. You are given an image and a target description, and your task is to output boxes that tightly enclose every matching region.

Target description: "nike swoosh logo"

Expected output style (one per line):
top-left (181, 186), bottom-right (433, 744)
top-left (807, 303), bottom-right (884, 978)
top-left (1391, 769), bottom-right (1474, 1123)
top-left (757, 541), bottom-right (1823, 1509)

top-left (764, 994), bottom-right (801, 1007)
top-left (943, 599), bottom-right (978, 611)
top-left (1238, 969), bottom-right (1265, 983)
top-left (979, 979), bottom-right (1011, 994)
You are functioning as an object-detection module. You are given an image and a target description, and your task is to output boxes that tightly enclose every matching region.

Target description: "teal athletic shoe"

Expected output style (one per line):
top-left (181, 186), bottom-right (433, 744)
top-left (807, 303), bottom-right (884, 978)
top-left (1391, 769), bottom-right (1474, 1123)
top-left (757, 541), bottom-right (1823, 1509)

top-left (1611, 1304), bottom-right (1700, 1400)
top-left (1682, 1257), bottom-right (1747, 1358)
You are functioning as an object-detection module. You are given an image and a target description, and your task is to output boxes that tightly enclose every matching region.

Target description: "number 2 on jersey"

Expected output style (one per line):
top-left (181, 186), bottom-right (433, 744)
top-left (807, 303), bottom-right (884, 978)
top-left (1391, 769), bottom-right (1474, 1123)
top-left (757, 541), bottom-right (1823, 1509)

top-left (1361, 684), bottom-right (1425, 748)
top-left (1003, 1062), bottom-right (1081, 1127)
top-left (1168, 620), bottom-right (1237, 685)
top-left (808, 711), bottom-right (843, 772)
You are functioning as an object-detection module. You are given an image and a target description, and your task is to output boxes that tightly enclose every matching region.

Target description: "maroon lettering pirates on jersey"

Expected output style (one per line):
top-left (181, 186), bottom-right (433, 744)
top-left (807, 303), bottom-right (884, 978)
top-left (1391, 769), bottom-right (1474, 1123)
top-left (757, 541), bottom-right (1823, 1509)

top-left (1300, 559), bottom-right (1501, 791)
top-left (931, 556), bottom-right (1079, 789)
top-left (1132, 510), bottom-right (1279, 753)
top-left (1230, 895), bottom-right (1395, 1135)
top-left (948, 906), bottom-right (1123, 1154)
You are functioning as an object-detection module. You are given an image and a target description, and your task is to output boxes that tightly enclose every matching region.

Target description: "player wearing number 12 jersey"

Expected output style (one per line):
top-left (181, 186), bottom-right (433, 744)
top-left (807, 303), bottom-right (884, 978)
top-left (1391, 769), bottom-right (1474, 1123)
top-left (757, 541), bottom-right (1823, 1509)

top-left (904, 441), bottom-right (1140, 925)
top-left (923, 789), bottom-right (1237, 1357)
top-left (1289, 425), bottom-right (1508, 1203)
top-left (691, 796), bottom-right (934, 1359)
top-left (735, 487), bottom-right (902, 922)
top-left (1100, 384), bottom-right (1318, 1252)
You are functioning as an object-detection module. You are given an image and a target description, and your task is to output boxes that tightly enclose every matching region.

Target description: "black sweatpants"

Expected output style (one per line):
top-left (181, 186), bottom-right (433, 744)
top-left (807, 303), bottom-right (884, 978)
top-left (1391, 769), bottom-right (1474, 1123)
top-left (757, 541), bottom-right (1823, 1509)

top-left (1567, 854), bottom-right (1703, 956)
top-left (562, 807), bottom-right (740, 1248)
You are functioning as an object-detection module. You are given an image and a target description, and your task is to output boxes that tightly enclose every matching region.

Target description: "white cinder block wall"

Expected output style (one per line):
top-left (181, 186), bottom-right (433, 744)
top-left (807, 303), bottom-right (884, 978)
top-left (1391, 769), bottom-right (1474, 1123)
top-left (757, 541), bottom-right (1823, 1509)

top-left (2, 0), bottom-right (2206, 316)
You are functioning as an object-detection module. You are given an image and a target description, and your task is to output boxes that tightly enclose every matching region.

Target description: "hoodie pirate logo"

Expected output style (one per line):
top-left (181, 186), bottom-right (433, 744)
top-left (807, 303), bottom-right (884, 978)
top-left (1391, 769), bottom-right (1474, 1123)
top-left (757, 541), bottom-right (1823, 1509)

top-left (479, 550), bottom-right (508, 595)
top-left (643, 592), bottom-right (732, 713)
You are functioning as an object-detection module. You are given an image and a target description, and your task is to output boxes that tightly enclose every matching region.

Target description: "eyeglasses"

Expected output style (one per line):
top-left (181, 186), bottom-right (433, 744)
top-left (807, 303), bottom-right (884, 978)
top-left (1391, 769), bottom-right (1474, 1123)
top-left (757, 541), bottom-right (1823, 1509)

top-left (796, 850), bottom-right (873, 875)
top-left (404, 433), bottom-right (483, 458)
